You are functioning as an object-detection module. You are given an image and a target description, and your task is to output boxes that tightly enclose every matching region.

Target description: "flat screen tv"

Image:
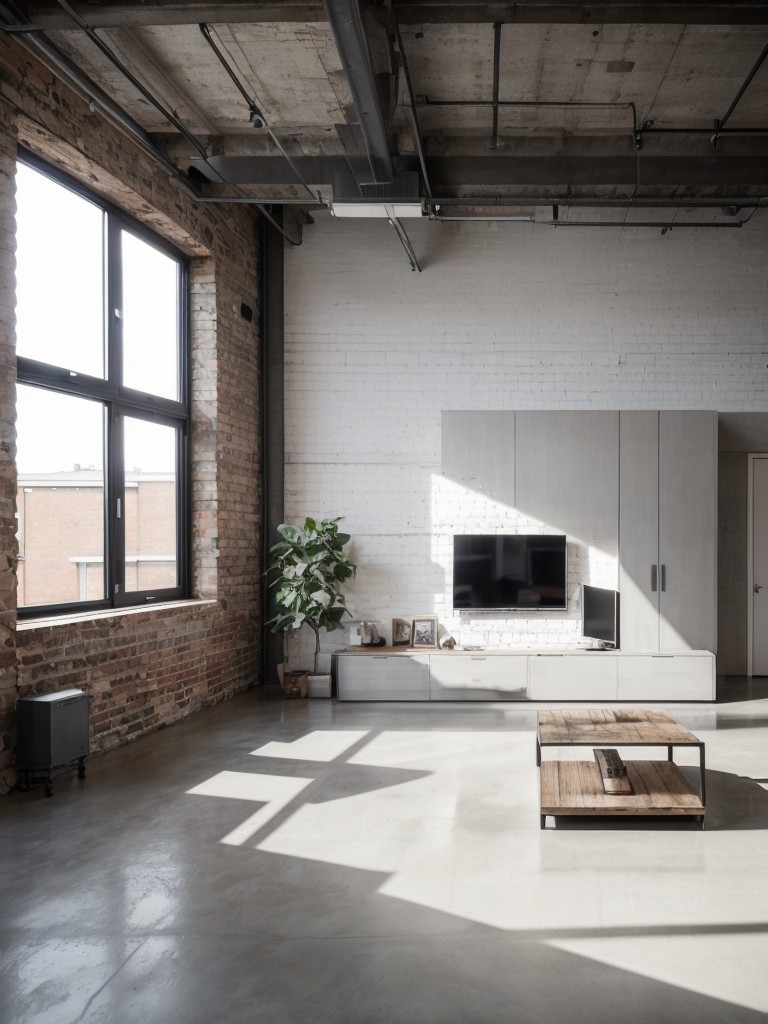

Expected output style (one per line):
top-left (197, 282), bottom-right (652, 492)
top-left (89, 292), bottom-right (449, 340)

top-left (580, 583), bottom-right (620, 649)
top-left (453, 534), bottom-right (567, 611)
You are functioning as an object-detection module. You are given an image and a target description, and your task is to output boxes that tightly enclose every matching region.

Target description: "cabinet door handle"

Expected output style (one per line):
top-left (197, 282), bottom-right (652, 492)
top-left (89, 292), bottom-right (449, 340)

top-left (470, 656), bottom-right (487, 661)
top-left (661, 564), bottom-right (667, 592)
top-left (651, 564), bottom-right (658, 592)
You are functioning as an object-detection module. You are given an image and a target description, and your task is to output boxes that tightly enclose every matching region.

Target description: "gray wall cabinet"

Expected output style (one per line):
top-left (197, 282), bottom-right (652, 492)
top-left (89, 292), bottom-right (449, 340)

top-left (620, 411), bottom-right (717, 653)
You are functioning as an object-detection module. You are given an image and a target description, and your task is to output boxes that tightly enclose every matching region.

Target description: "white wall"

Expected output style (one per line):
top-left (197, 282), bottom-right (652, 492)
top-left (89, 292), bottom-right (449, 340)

top-left (283, 213), bottom-right (768, 669)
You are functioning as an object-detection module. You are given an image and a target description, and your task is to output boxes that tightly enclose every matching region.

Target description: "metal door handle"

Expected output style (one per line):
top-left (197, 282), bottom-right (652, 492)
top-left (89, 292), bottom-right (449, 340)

top-left (651, 564), bottom-right (657, 592)
top-left (661, 564), bottom-right (667, 592)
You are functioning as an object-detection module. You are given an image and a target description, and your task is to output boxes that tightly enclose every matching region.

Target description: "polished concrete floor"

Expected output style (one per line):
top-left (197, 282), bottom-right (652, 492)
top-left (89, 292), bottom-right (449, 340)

top-left (3, 686), bottom-right (768, 1024)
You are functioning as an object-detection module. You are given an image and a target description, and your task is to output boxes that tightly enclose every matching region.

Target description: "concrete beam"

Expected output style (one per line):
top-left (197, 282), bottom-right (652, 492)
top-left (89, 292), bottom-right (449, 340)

top-left (188, 149), bottom-right (768, 190)
top-left (26, 1), bottom-right (768, 30)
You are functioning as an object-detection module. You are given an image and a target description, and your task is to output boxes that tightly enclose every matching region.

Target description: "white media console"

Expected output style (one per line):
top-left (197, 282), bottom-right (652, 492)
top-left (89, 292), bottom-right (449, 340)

top-left (335, 648), bottom-right (716, 702)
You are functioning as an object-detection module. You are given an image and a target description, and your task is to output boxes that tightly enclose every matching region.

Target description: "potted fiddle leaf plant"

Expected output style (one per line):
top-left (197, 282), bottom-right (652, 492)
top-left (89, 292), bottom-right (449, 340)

top-left (267, 516), bottom-right (356, 696)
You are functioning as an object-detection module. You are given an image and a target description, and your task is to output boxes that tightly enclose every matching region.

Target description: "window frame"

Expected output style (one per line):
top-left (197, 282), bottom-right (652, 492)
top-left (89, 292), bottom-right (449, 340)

top-left (15, 151), bottom-right (190, 618)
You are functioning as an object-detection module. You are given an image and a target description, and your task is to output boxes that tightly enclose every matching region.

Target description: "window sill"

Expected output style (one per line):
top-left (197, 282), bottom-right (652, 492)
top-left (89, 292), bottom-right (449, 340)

top-left (16, 598), bottom-right (219, 632)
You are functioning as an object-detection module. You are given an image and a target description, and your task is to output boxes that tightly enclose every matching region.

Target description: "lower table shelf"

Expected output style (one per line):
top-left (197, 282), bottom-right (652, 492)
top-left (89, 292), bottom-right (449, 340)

top-left (539, 759), bottom-right (705, 829)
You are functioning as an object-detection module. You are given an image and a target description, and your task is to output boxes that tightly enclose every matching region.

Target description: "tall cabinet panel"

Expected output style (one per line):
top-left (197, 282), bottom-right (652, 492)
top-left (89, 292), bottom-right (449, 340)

top-left (515, 412), bottom-right (619, 558)
top-left (619, 411), bottom-right (717, 652)
top-left (619, 413), bottom-right (659, 650)
top-left (658, 411), bottom-right (717, 651)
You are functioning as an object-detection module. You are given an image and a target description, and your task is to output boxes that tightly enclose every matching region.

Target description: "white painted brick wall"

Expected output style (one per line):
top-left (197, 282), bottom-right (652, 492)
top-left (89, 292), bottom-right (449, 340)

top-left (283, 214), bottom-right (768, 666)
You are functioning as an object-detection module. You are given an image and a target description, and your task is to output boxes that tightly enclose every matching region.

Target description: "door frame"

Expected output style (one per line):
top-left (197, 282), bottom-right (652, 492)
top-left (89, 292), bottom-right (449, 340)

top-left (747, 453), bottom-right (768, 677)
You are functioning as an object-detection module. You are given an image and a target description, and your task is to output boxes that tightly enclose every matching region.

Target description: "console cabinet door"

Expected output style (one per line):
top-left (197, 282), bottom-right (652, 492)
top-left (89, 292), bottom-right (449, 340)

top-left (337, 655), bottom-right (430, 701)
top-left (617, 654), bottom-right (715, 700)
top-left (528, 654), bottom-right (618, 700)
top-left (429, 655), bottom-right (528, 700)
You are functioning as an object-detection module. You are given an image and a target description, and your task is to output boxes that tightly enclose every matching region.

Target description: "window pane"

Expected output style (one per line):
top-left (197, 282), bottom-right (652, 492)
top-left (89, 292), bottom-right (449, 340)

top-left (15, 164), bottom-right (105, 377)
top-left (122, 231), bottom-right (179, 400)
top-left (16, 385), bottom-right (105, 607)
top-left (124, 418), bottom-right (178, 592)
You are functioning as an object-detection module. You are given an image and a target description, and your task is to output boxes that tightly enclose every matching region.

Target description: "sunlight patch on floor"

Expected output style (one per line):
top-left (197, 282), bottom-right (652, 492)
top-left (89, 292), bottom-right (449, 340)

top-left (545, 933), bottom-right (768, 1015)
top-left (187, 770), bottom-right (313, 846)
top-left (251, 730), bottom-right (370, 762)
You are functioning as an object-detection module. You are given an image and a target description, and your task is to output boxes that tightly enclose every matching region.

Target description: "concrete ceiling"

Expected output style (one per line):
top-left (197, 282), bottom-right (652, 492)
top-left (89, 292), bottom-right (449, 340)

top-left (10, 1), bottom-right (768, 219)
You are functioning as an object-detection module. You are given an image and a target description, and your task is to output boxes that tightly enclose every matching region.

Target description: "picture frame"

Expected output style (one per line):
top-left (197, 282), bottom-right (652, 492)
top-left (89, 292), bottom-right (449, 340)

top-left (392, 618), bottom-right (411, 646)
top-left (411, 615), bottom-right (439, 648)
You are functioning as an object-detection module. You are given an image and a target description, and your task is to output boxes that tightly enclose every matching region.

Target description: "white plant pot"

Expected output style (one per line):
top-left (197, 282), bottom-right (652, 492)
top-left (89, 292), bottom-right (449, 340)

top-left (307, 674), bottom-right (332, 698)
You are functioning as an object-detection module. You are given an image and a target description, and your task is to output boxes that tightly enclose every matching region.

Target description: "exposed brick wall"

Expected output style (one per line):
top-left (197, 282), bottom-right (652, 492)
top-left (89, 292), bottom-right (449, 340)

top-left (0, 102), bottom-right (17, 791)
top-left (16, 601), bottom-right (252, 752)
top-left (0, 37), bottom-right (262, 788)
top-left (283, 212), bottom-right (768, 662)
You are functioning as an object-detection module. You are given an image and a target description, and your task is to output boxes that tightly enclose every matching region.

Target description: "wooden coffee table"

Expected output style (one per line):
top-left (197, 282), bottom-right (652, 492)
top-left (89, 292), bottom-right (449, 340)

top-left (537, 709), bottom-right (706, 829)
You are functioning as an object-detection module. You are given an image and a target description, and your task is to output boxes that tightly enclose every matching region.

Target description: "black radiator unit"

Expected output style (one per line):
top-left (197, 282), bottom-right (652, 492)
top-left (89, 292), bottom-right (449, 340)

top-left (16, 689), bottom-right (90, 797)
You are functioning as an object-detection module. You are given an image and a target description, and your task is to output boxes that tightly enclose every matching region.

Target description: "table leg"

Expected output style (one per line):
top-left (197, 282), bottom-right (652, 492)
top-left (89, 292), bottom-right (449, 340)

top-left (536, 736), bottom-right (541, 767)
top-left (667, 745), bottom-right (674, 761)
top-left (699, 743), bottom-right (706, 806)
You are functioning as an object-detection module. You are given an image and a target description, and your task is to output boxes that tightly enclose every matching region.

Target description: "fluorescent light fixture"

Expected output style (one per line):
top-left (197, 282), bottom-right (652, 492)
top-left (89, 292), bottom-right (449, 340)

top-left (330, 201), bottom-right (424, 219)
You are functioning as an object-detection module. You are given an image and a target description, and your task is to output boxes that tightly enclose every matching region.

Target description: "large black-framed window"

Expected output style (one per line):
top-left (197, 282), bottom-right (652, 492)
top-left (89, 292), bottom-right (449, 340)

top-left (15, 152), bottom-right (189, 617)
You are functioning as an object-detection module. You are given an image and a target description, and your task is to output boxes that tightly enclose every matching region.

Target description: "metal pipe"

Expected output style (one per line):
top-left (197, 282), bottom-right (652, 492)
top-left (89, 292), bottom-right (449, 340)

top-left (389, 216), bottom-right (422, 271)
top-left (390, 0), bottom-right (432, 200)
top-left (418, 98), bottom-right (637, 110)
top-left (0, 6), bottom-right (303, 244)
top-left (323, 0), bottom-right (395, 185)
top-left (490, 22), bottom-right (501, 151)
top-left (644, 126), bottom-right (768, 135)
top-left (429, 195), bottom-right (763, 208)
top-left (53, 0), bottom-right (211, 163)
top-left (194, 195), bottom-right (326, 205)
top-left (198, 22), bottom-right (320, 202)
top-left (712, 40), bottom-right (768, 149)
top-left (431, 214), bottom-right (744, 229)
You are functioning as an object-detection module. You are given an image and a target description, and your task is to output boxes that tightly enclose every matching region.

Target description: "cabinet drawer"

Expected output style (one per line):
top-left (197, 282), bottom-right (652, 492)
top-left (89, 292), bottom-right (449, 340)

top-left (429, 655), bottom-right (528, 700)
top-left (337, 655), bottom-right (430, 700)
top-left (528, 655), bottom-right (618, 700)
top-left (617, 655), bottom-right (715, 700)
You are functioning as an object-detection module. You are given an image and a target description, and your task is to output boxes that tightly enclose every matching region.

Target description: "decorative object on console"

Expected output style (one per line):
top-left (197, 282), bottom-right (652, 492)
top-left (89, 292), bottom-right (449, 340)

top-left (361, 622), bottom-right (386, 647)
top-left (348, 622), bottom-right (363, 646)
top-left (267, 516), bottom-right (356, 675)
top-left (392, 618), bottom-right (411, 646)
top-left (411, 615), bottom-right (439, 648)
top-left (441, 636), bottom-right (456, 649)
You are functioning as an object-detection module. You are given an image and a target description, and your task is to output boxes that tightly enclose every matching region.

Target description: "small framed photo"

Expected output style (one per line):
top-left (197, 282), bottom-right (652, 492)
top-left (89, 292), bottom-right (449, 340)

top-left (392, 618), bottom-right (412, 646)
top-left (411, 615), bottom-right (439, 648)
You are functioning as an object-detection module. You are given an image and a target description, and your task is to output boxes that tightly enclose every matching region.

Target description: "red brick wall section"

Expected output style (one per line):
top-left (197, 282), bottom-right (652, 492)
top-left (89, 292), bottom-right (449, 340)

top-left (0, 37), bottom-right (263, 787)
top-left (16, 602), bottom-right (252, 752)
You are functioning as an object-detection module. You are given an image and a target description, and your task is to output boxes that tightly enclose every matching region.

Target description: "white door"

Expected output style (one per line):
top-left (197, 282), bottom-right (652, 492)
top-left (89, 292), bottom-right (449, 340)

top-left (751, 456), bottom-right (768, 675)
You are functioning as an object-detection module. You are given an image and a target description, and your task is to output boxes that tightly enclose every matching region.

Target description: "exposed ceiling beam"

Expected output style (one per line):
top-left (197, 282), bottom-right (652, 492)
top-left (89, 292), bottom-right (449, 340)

top-left (189, 152), bottom-right (768, 189)
top-left (25, 1), bottom-right (768, 29)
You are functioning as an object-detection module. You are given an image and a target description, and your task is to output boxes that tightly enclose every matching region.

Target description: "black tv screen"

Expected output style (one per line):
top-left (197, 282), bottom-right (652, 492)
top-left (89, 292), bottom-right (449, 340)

top-left (580, 583), bottom-right (620, 648)
top-left (452, 534), bottom-right (567, 611)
